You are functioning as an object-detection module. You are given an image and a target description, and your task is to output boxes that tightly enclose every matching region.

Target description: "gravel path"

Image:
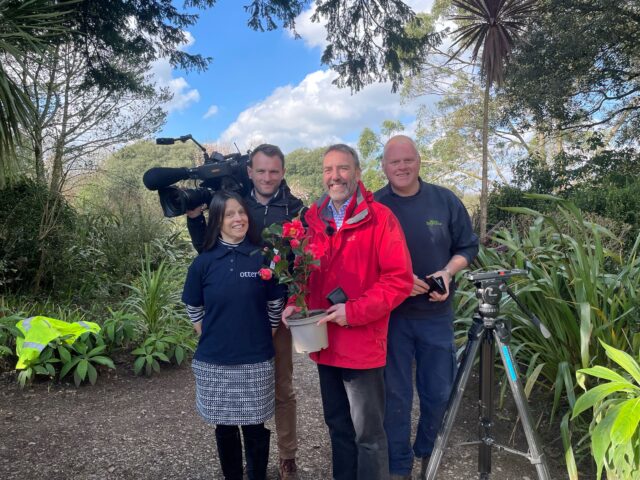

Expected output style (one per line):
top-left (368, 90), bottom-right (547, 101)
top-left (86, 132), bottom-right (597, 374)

top-left (0, 352), bottom-right (567, 479)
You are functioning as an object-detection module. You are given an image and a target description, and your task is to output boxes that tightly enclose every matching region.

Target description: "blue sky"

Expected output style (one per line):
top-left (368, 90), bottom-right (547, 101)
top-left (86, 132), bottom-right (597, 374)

top-left (153, 0), bottom-right (435, 153)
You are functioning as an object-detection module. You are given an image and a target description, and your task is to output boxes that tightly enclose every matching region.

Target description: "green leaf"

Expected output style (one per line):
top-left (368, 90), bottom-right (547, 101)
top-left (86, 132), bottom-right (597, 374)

top-left (524, 363), bottom-right (545, 399)
top-left (591, 403), bottom-right (622, 478)
top-left (58, 346), bottom-right (71, 363)
top-left (610, 398), bottom-right (640, 445)
top-left (175, 345), bottom-right (184, 365)
top-left (601, 341), bottom-right (640, 385)
top-left (45, 363), bottom-right (55, 377)
top-left (131, 347), bottom-right (146, 355)
top-left (560, 413), bottom-right (579, 480)
top-left (60, 357), bottom-right (80, 379)
top-left (87, 363), bottom-right (98, 385)
top-left (153, 351), bottom-right (170, 362)
top-left (577, 366), bottom-right (628, 384)
top-left (87, 345), bottom-right (106, 357)
top-left (34, 365), bottom-right (47, 375)
top-left (92, 356), bottom-right (115, 369)
top-left (73, 369), bottom-right (82, 387)
top-left (77, 359), bottom-right (88, 381)
top-left (573, 382), bottom-right (636, 418)
top-left (152, 359), bottom-right (160, 373)
top-left (133, 356), bottom-right (145, 375)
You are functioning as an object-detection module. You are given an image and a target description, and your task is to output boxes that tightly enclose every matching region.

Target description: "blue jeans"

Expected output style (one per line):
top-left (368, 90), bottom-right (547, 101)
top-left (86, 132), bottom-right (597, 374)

top-left (317, 364), bottom-right (389, 480)
top-left (384, 311), bottom-right (457, 476)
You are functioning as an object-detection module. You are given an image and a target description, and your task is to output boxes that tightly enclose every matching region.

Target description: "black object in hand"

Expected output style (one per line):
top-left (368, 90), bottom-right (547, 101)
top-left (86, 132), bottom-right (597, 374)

top-left (326, 287), bottom-right (348, 305)
top-left (425, 276), bottom-right (447, 295)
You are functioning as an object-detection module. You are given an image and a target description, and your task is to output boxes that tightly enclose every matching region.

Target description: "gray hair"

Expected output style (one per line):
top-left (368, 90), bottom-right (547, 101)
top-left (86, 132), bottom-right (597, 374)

top-left (324, 144), bottom-right (360, 169)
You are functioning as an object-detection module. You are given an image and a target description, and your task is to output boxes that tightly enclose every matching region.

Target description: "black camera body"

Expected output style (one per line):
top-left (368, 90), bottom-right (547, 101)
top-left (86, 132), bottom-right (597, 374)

top-left (142, 135), bottom-right (251, 217)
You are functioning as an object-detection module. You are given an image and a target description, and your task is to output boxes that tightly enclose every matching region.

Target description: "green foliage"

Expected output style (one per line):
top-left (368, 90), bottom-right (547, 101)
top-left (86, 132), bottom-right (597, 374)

top-left (131, 331), bottom-right (194, 376)
top-left (0, 178), bottom-right (77, 293)
top-left (0, 0), bottom-right (73, 178)
top-left (58, 333), bottom-right (115, 387)
top-left (123, 253), bottom-right (195, 376)
top-left (487, 148), bottom-right (640, 245)
top-left (477, 196), bottom-right (640, 425)
top-left (573, 341), bottom-right (640, 479)
top-left (17, 343), bottom-right (60, 388)
top-left (285, 147), bottom-right (326, 202)
top-left (503, 0), bottom-right (640, 138)
top-left (100, 309), bottom-right (138, 352)
top-left (0, 312), bottom-right (21, 359)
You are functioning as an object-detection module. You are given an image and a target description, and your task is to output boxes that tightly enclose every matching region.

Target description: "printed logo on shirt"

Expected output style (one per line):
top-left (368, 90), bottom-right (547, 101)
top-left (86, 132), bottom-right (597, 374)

top-left (426, 219), bottom-right (443, 227)
top-left (239, 271), bottom-right (259, 278)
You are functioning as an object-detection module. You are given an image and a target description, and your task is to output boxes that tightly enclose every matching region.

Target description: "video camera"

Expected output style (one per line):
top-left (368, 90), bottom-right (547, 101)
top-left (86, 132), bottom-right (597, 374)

top-left (142, 135), bottom-right (252, 217)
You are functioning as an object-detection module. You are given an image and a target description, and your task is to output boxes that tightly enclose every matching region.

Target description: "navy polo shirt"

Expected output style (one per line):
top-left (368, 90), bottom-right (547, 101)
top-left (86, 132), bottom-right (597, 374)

top-left (182, 239), bottom-right (284, 365)
top-left (375, 179), bottom-right (479, 317)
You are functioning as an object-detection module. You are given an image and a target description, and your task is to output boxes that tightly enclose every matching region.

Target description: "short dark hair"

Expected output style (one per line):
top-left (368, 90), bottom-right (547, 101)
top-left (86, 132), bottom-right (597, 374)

top-left (249, 144), bottom-right (285, 168)
top-left (202, 191), bottom-right (260, 251)
top-left (324, 144), bottom-right (360, 169)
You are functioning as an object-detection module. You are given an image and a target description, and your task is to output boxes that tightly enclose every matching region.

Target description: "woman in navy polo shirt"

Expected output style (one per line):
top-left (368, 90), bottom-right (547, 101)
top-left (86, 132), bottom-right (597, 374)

top-left (182, 191), bottom-right (284, 480)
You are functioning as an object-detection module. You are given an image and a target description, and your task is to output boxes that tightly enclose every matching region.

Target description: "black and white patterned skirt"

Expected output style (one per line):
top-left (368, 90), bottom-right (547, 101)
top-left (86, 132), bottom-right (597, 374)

top-left (191, 358), bottom-right (275, 425)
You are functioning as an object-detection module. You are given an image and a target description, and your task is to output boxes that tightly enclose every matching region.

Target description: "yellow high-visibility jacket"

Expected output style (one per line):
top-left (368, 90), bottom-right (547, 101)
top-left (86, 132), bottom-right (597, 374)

top-left (15, 316), bottom-right (100, 369)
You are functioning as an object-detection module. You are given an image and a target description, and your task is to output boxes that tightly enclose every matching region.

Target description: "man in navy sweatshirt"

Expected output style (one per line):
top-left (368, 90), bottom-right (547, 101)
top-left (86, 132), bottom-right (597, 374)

top-left (374, 135), bottom-right (479, 480)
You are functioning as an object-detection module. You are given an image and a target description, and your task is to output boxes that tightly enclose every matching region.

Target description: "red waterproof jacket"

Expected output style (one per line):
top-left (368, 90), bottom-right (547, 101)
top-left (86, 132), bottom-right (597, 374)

top-left (303, 181), bottom-right (413, 369)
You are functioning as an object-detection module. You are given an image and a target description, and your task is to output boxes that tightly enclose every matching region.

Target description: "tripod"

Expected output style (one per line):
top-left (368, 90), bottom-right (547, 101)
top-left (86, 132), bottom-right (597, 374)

top-left (424, 269), bottom-right (552, 480)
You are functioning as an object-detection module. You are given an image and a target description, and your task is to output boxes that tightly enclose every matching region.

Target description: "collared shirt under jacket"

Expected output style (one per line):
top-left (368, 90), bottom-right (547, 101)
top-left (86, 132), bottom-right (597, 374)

top-left (302, 181), bottom-right (414, 369)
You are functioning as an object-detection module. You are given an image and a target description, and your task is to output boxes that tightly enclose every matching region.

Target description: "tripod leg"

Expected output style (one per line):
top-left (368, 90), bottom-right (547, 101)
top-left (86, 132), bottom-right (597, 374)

top-left (493, 326), bottom-right (551, 480)
top-left (478, 326), bottom-right (494, 477)
top-left (424, 315), bottom-right (484, 480)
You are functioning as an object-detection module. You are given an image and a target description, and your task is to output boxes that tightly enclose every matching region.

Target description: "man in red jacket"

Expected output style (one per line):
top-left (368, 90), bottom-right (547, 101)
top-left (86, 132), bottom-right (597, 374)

top-left (283, 144), bottom-right (413, 480)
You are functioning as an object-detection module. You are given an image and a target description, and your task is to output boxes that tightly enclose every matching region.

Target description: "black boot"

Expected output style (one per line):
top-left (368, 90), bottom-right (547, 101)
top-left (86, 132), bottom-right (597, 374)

top-left (242, 424), bottom-right (271, 480)
top-left (215, 425), bottom-right (244, 480)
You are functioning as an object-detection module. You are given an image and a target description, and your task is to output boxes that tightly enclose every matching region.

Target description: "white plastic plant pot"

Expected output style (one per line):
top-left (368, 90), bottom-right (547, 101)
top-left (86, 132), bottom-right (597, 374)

top-left (287, 310), bottom-right (328, 353)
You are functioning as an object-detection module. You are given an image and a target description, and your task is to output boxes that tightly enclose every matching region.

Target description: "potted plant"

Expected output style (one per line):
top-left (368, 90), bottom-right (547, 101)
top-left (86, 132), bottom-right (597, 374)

top-left (259, 219), bottom-right (328, 352)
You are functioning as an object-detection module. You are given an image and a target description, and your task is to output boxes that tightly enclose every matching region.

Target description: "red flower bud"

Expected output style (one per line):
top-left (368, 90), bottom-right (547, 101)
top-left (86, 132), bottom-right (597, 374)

top-left (258, 268), bottom-right (273, 281)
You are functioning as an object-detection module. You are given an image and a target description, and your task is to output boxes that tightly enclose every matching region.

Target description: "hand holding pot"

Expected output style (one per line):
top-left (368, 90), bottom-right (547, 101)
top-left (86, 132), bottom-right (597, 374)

top-left (317, 303), bottom-right (349, 327)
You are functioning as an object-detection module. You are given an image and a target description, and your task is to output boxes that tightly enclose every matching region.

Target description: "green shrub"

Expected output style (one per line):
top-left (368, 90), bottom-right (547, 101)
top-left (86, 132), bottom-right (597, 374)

top-left (478, 196), bottom-right (640, 420)
top-left (572, 341), bottom-right (640, 479)
top-left (58, 333), bottom-right (115, 387)
top-left (123, 252), bottom-right (195, 376)
top-left (0, 178), bottom-right (77, 293)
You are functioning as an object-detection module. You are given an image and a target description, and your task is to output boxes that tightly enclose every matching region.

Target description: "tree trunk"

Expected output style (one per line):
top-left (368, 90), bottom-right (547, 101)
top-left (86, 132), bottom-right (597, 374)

top-left (480, 81), bottom-right (490, 242)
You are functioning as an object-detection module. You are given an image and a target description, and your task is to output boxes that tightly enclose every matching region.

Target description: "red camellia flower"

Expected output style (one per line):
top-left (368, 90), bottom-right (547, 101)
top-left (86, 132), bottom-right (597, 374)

top-left (273, 255), bottom-right (281, 263)
top-left (282, 219), bottom-right (305, 240)
top-left (258, 268), bottom-right (273, 281)
top-left (290, 239), bottom-right (301, 249)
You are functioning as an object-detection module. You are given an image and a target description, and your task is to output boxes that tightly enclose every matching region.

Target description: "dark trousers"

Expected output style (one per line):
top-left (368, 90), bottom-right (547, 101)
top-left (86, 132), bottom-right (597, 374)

top-left (215, 423), bottom-right (270, 480)
top-left (317, 364), bottom-right (389, 480)
top-left (384, 311), bottom-right (457, 476)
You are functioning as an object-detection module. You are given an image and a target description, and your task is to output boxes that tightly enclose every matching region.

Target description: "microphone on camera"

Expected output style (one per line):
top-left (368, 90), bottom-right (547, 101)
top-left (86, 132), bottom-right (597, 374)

top-left (326, 225), bottom-right (335, 237)
top-left (142, 167), bottom-right (191, 190)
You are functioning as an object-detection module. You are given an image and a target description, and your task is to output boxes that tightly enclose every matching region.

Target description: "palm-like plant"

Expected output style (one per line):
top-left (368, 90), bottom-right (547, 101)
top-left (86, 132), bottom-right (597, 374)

top-left (448, 0), bottom-right (536, 240)
top-left (0, 0), bottom-right (71, 187)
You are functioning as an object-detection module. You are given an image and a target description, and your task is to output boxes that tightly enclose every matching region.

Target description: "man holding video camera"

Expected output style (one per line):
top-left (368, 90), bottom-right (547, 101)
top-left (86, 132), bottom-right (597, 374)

top-left (186, 144), bottom-right (304, 480)
top-left (375, 135), bottom-right (479, 480)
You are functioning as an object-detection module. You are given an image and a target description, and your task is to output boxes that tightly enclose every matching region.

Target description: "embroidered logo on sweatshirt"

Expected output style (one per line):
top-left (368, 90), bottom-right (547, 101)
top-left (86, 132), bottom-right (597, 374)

top-left (426, 219), bottom-right (443, 227)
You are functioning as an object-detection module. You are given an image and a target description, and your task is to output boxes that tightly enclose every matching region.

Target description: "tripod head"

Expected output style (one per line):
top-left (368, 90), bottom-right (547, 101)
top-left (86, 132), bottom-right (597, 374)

top-left (465, 269), bottom-right (551, 338)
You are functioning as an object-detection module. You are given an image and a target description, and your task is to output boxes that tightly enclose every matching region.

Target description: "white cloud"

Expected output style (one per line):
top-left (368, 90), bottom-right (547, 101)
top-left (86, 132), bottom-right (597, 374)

top-left (150, 58), bottom-right (200, 112)
top-left (290, 4), bottom-right (327, 49)
top-left (203, 105), bottom-right (219, 119)
top-left (218, 69), bottom-right (434, 153)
